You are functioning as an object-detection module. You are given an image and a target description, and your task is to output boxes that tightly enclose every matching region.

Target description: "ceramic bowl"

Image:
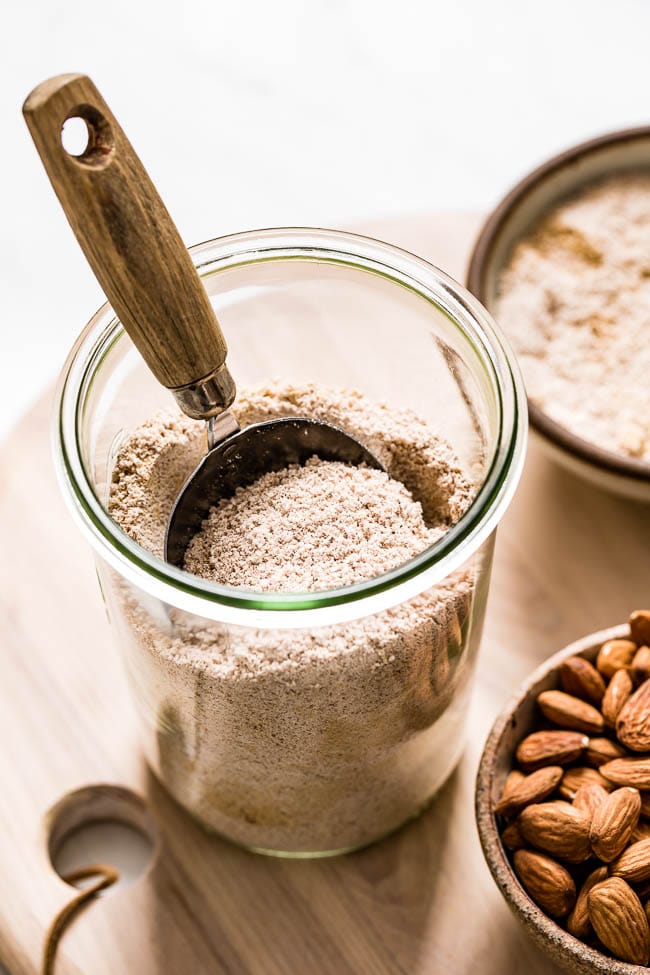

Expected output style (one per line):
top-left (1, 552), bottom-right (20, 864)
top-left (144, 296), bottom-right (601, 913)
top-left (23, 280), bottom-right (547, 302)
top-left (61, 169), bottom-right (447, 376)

top-left (466, 128), bottom-right (650, 502)
top-left (475, 622), bottom-right (650, 975)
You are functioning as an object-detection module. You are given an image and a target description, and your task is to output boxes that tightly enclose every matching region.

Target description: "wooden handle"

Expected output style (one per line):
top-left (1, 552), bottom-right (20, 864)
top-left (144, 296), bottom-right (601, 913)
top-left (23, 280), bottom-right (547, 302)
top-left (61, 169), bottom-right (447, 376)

top-left (23, 74), bottom-right (228, 391)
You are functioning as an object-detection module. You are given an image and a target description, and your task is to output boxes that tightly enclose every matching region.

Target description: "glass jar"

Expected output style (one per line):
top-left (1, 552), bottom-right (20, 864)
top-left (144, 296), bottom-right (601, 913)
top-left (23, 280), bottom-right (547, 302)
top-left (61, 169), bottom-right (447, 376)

top-left (55, 229), bottom-right (527, 856)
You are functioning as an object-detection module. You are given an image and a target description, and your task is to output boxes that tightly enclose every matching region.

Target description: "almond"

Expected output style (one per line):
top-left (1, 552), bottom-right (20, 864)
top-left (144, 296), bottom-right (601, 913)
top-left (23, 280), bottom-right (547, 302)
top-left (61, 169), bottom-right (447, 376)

top-left (573, 783), bottom-right (609, 820)
top-left (601, 757), bottom-right (650, 790)
top-left (560, 656), bottom-right (606, 707)
top-left (567, 866), bottom-right (608, 940)
top-left (602, 668), bottom-right (633, 727)
top-left (588, 877), bottom-right (650, 965)
top-left (519, 801), bottom-right (591, 862)
top-left (516, 730), bottom-right (588, 772)
top-left (537, 690), bottom-right (604, 735)
top-left (495, 766), bottom-right (563, 816)
top-left (586, 736), bottom-right (628, 767)
top-left (632, 646), bottom-right (650, 685)
top-left (558, 766), bottom-right (610, 801)
top-left (513, 849), bottom-right (576, 918)
top-left (501, 821), bottom-right (525, 850)
top-left (597, 639), bottom-right (637, 679)
top-left (632, 820), bottom-right (650, 843)
top-left (630, 610), bottom-right (650, 648)
top-left (500, 769), bottom-right (526, 802)
top-left (590, 787), bottom-right (641, 861)
top-left (610, 837), bottom-right (650, 882)
top-left (617, 679), bottom-right (650, 752)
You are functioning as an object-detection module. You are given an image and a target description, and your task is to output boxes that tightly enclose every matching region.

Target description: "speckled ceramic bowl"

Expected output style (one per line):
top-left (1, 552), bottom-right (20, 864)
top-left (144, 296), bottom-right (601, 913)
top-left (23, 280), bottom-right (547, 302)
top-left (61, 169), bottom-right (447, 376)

top-left (475, 623), bottom-right (649, 975)
top-left (467, 128), bottom-right (650, 503)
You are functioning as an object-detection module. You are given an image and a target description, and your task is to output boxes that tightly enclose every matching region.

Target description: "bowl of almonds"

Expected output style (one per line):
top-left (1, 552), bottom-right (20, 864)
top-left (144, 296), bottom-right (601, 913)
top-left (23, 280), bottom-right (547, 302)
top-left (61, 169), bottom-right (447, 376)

top-left (476, 611), bottom-right (650, 974)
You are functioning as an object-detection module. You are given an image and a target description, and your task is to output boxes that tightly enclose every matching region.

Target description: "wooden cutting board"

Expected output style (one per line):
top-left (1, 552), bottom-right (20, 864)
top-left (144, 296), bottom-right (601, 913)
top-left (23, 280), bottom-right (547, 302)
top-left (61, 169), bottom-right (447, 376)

top-left (2, 213), bottom-right (650, 975)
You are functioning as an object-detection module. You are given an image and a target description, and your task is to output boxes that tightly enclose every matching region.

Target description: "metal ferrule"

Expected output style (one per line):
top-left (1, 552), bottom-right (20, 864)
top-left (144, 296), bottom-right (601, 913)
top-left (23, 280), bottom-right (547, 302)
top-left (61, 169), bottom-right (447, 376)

top-left (172, 363), bottom-right (237, 421)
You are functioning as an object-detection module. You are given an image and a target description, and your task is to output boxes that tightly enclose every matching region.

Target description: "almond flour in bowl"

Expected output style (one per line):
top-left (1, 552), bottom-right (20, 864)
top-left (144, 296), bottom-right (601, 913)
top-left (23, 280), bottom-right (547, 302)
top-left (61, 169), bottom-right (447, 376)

top-left (106, 381), bottom-right (482, 854)
top-left (496, 172), bottom-right (650, 466)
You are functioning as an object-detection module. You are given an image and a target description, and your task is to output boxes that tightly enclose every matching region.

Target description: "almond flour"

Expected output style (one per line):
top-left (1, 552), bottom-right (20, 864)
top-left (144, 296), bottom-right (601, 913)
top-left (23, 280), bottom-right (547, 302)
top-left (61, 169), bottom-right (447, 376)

top-left (107, 382), bottom-right (479, 853)
top-left (496, 173), bottom-right (650, 462)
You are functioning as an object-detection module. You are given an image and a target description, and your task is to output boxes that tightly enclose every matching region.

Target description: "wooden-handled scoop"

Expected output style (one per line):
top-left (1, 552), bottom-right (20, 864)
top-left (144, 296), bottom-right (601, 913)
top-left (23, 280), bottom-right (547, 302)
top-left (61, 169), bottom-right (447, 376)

top-left (24, 74), bottom-right (383, 569)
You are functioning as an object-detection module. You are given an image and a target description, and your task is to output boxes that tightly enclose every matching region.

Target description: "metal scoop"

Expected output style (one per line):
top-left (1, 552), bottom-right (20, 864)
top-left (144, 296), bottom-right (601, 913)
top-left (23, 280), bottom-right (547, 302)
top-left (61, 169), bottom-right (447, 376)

top-left (24, 74), bottom-right (383, 568)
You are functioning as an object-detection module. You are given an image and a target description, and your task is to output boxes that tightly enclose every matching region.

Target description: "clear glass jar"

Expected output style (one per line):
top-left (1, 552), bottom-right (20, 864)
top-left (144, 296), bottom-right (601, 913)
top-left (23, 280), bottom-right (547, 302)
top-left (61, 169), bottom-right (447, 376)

top-left (55, 229), bottom-right (527, 856)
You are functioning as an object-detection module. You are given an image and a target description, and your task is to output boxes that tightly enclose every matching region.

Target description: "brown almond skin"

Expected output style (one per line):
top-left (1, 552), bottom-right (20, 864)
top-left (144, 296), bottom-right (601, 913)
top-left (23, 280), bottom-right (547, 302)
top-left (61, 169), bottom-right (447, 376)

top-left (601, 757), bottom-right (650, 790)
top-left (537, 690), bottom-right (604, 735)
top-left (586, 736), bottom-right (628, 768)
top-left (632, 820), bottom-right (650, 843)
top-left (610, 837), bottom-right (650, 882)
top-left (602, 669), bottom-right (633, 728)
top-left (573, 783), bottom-right (609, 820)
top-left (513, 849), bottom-right (576, 918)
top-left (560, 656), bottom-right (606, 707)
top-left (500, 769), bottom-right (526, 803)
top-left (559, 766), bottom-right (611, 801)
top-left (617, 679), bottom-right (650, 753)
top-left (567, 866), bottom-right (608, 939)
top-left (501, 821), bottom-right (525, 850)
top-left (630, 611), bottom-right (650, 648)
top-left (590, 787), bottom-right (641, 861)
top-left (632, 646), bottom-right (650, 685)
top-left (519, 801), bottom-right (591, 862)
top-left (516, 730), bottom-right (588, 772)
top-left (597, 639), bottom-right (637, 679)
top-left (588, 877), bottom-right (650, 966)
top-left (495, 766), bottom-right (563, 817)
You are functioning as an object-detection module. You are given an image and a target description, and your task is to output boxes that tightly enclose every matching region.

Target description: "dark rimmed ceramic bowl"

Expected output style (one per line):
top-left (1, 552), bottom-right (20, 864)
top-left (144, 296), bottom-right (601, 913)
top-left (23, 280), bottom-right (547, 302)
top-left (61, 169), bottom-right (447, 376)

top-left (467, 128), bottom-right (650, 502)
top-left (475, 623), bottom-right (650, 975)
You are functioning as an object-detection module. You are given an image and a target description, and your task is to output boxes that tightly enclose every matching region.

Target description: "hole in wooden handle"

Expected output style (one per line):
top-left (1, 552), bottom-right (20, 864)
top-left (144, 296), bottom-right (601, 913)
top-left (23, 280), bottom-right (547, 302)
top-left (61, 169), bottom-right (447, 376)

top-left (61, 104), bottom-right (114, 168)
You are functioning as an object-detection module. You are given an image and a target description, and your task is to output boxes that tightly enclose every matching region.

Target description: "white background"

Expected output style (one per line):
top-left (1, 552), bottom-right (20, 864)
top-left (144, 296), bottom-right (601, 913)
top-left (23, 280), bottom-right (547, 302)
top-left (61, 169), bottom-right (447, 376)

top-left (2, 0), bottom-right (650, 441)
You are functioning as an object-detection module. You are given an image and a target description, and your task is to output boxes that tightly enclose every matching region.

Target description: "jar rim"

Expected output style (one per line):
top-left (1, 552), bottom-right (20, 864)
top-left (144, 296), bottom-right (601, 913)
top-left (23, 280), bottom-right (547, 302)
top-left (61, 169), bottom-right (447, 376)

top-left (54, 227), bottom-right (527, 628)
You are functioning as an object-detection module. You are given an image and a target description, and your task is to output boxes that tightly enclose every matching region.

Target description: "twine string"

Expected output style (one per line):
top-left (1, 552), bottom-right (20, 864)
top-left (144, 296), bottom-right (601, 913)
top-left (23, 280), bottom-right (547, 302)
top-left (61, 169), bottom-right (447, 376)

top-left (42, 864), bottom-right (119, 975)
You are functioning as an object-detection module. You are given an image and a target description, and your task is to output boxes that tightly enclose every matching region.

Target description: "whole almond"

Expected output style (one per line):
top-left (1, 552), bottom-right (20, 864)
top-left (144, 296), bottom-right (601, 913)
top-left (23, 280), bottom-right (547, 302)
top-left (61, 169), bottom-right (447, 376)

top-left (610, 837), bottom-right (650, 882)
top-left (597, 639), bottom-right (637, 679)
top-left (501, 821), bottom-right (525, 850)
top-left (500, 769), bottom-right (526, 802)
top-left (495, 766), bottom-right (563, 817)
top-left (588, 877), bottom-right (650, 966)
top-left (633, 646), bottom-right (650, 685)
top-left (601, 757), bottom-right (650, 790)
top-left (617, 679), bottom-right (650, 753)
top-left (537, 690), bottom-right (604, 735)
top-left (573, 783), bottom-right (609, 820)
top-left (513, 849), bottom-right (576, 918)
top-left (590, 787), bottom-right (641, 861)
top-left (567, 866), bottom-right (608, 940)
top-left (586, 736), bottom-right (628, 767)
top-left (560, 656), bottom-right (606, 707)
top-left (602, 668), bottom-right (633, 727)
top-left (516, 730), bottom-right (588, 772)
top-left (633, 820), bottom-right (650, 843)
top-left (519, 801), bottom-right (591, 862)
top-left (630, 610), bottom-right (650, 648)
top-left (559, 766), bottom-right (611, 801)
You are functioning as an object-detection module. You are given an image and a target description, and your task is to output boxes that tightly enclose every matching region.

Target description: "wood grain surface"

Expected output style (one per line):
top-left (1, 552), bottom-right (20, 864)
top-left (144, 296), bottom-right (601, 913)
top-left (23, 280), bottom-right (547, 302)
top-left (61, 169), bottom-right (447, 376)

top-left (2, 212), bottom-right (650, 974)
